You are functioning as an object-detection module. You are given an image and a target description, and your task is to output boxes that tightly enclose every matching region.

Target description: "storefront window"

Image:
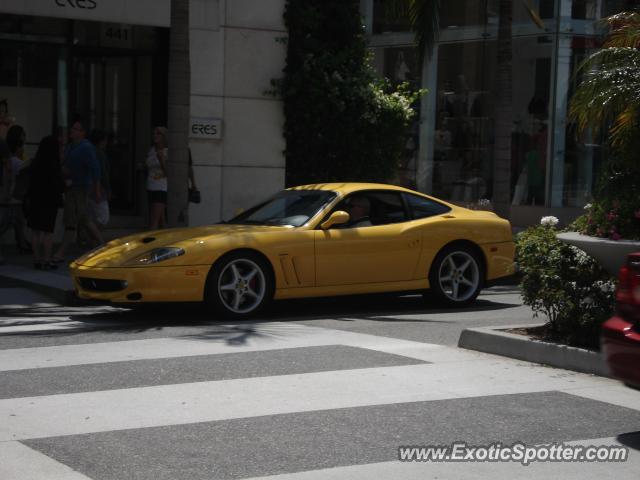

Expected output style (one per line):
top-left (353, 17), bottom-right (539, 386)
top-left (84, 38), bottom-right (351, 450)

top-left (432, 33), bottom-right (552, 206)
top-left (0, 41), bottom-right (65, 158)
top-left (372, 0), bottom-right (411, 34)
top-left (365, 0), bottom-right (628, 212)
top-left (0, 14), bottom-right (167, 216)
top-left (603, 0), bottom-right (639, 16)
top-left (558, 36), bottom-right (608, 207)
top-left (441, 0), bottom-right (499, 28)
top-left (511, 36), bottom-right (552, 207)
top-left (371, 45), bottom-right (422, 188)
top-left (433, 41), bottom-right (495, 203)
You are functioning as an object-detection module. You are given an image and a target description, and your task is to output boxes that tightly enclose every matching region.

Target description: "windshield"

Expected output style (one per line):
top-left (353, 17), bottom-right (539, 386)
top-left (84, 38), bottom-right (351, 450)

top-left (226, 190), bottom-right (337, 227)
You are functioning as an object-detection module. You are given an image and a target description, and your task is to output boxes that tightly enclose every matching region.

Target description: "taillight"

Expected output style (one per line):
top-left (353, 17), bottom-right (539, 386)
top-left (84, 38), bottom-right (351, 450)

top-left (616, 254), bottom-right (640, 322)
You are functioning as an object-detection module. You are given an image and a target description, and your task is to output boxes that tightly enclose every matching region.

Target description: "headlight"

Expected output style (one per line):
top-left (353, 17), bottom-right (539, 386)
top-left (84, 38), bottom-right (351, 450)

top-left (125, 247), bottom-right (185, 266)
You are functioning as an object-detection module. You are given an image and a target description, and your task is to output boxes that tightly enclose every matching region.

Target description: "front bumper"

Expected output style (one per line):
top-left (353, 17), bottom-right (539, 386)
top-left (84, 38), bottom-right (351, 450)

top-left (70, 263), bottom-right (211, 303)
top-left (601, 315), bottom-right (640, 388)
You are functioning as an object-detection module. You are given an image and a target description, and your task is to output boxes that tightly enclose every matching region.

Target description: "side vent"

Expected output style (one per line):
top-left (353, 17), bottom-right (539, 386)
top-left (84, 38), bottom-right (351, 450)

top-left (279, 254), bottom-right (302, 286)
top-left (142, 237), bottom-right (156, 244)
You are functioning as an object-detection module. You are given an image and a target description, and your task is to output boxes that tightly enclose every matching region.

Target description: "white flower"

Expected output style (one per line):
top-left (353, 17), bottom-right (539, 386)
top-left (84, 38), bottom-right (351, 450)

top-left (540, 216), bottom-right (559, 227)
top-left (584, 203), bottom-right (592, 210)
top-left (569, 246), bottom-right (590, 265)
top-left (595, 280), bottom-right (616, 293)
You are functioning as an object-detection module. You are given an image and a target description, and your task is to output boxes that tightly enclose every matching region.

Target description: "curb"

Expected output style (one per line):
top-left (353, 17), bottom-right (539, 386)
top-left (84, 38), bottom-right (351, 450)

top-left (0, 274), bottom-right (70, 306)
top-left (0, 266), bottom-right (75, 306)
top-left (458, 324), bottom-right (610, 378)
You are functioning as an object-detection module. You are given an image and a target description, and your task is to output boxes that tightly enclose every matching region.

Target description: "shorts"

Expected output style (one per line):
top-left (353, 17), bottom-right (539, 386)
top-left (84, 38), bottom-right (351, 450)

top-left (63, 188), bottom-right (90, 229)
top-left (148, 190), bottom-right (167, 205)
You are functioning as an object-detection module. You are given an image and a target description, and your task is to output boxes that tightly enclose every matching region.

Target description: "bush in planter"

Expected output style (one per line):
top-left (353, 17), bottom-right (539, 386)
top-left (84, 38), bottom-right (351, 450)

top-left (516, 219), bottom-right (616, 350)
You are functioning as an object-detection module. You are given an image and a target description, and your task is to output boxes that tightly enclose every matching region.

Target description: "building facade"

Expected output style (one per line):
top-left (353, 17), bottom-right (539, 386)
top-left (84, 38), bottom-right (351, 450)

top-left (0, 0), bottom-right (286, 236)
top-left (365, 0), bottom-right (634, 227)
top-left (0, 0), bottom-right (634, 236)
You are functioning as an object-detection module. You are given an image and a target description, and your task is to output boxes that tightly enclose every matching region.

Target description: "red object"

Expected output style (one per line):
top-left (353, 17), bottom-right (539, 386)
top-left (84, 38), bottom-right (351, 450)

top-left (601, 253), bottom-right (640, 389)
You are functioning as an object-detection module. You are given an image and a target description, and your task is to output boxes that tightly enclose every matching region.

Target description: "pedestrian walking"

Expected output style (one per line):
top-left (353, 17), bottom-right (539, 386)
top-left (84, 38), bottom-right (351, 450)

top-left (146, 126), bottom-right (168, 230)
top-left (0, 125), bottom-right (31, 255)
top-left (88, 129), bottom-right (111, 227)
top-left (0, 99), bottom-right (15, 140)
top-left (0, 137), bottom-right (12, 264)
top-left (25, 135), bottom-right (64, 269)
top-left (53, 119), bottom-right (104, 262)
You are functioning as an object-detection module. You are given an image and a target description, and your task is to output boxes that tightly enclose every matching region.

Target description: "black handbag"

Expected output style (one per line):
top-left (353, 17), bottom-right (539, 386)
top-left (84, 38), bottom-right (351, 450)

top-left (188, 188), bottom-right (201, 204)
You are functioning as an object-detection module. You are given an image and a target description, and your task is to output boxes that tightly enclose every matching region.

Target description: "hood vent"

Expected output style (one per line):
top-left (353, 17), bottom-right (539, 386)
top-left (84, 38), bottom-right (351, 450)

top-left (142, 237), bottom-right (156, 244)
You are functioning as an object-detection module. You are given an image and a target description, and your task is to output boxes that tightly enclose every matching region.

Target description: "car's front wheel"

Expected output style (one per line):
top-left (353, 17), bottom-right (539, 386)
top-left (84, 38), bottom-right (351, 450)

top-left (205, 252), bottom-right (274, 318)
top-left (428, 245), bottom-right (483, 306)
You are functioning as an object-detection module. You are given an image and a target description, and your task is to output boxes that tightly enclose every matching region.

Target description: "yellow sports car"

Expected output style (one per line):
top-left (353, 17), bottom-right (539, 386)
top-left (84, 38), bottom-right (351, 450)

top-left (70, 183), bottom-right (515, 317)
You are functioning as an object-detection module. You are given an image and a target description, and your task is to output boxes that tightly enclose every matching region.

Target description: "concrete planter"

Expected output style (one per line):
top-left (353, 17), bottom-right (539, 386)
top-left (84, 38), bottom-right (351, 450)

top-left (556, 232), bottom-right (640, 276)
top-left (459, 324), bottom-right (609, 377)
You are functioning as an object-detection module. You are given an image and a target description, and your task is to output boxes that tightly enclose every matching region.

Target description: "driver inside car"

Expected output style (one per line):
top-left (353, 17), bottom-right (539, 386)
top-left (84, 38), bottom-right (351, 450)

top-left (343, 196), bottom-right (372, 228)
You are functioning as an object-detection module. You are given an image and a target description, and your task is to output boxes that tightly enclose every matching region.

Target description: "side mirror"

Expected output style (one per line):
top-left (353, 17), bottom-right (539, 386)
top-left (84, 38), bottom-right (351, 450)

top-left (321, 211), bottom-right (350, 230)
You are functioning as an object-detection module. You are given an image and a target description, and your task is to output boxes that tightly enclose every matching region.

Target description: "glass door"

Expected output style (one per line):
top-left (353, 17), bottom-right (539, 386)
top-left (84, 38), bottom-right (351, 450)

top-left (72, 55), bottom-right (136, 213)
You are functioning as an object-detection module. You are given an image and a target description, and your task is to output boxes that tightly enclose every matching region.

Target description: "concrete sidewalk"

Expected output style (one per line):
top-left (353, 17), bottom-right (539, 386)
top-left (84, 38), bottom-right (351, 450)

top-left (0, 245), bottom-right (81, 304)
top-left (0, 224), bottom-right (140, 304)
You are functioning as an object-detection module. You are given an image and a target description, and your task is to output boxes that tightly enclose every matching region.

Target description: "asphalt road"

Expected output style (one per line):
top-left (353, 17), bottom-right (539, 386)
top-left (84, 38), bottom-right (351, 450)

top-left (1, 282), bottom-right (639, 480)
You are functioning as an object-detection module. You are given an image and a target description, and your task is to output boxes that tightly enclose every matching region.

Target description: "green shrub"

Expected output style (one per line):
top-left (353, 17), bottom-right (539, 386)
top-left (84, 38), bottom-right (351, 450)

top-left (277, 0), bottom-right (423, 186)
top-left (516, 222), bottom-right (616, 350)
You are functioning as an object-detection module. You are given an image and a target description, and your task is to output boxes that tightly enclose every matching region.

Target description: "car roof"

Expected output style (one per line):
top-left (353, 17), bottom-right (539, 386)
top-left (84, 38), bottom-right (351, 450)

top-left (288, 182), bottom-right (416, 196)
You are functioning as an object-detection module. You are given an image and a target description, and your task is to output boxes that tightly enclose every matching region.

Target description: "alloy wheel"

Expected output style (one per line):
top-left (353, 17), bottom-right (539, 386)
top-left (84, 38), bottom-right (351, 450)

top-left (437, 251), bottom-right (480, 303)
top-left (217, 258), bottom-right (266, 314)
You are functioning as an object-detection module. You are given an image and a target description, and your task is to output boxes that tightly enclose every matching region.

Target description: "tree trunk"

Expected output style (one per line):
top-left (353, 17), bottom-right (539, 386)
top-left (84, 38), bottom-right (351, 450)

top-left (492, 0), bottom-right (513, 218)
top-left (167, 0), bottom-right (190, 227)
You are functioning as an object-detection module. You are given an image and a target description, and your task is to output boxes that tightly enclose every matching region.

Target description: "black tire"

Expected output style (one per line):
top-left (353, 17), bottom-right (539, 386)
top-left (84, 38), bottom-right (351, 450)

top-left (205, 251), bottom-right (274, 319)
top-left (427, 245), bottom-right (484, 307)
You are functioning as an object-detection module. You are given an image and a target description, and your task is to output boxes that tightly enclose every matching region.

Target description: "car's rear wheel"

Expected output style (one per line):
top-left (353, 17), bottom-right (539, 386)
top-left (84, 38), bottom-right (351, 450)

top-left (206, 252), bottom-right (273, 318)
top-left (428, 245), bottom-right (483, 306)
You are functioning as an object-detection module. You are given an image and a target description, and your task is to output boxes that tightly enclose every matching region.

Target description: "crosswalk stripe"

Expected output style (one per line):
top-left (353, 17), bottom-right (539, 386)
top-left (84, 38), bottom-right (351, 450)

top-left (0, 323), bottom-right (485, 372)
top-left (0, 358), bottom-right (610, 441)
top-left (0, 321), bottom-right (96, 334)
top-left (0, 441), bottom-right (92, 480)
top-left (2, 316), bottom-right (640, 480)
top-left (239, 437), bottom-right (640, 480)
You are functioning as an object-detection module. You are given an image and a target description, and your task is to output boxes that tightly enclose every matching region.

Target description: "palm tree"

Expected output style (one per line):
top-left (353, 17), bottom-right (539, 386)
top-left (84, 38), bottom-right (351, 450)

top-left (569, 11), bottom-right (640, 159)
top-left (167, 0), bottom-right (190, 227)
top-left (391, 0), bottom-right (513, 216)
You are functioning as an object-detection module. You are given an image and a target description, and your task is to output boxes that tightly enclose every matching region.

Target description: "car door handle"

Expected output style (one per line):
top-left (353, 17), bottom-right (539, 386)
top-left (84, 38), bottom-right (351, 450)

top-left (408, 239), bottom-right (421, 248)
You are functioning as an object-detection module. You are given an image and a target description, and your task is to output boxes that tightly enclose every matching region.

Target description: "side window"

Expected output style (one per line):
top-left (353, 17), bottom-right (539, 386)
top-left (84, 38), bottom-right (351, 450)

top-left (405, 193), bottom-right (451, 219)
top-left (330, 191), bottom-right (408, 227)
top-left (368, 192), bottom-right (407, 225)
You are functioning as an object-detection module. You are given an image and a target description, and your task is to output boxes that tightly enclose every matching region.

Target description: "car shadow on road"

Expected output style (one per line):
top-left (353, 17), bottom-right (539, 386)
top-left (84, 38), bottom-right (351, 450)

top-left (266, 292), bottom-right (518, 322)
top-left (0, 288), bottom-right (522, 344)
